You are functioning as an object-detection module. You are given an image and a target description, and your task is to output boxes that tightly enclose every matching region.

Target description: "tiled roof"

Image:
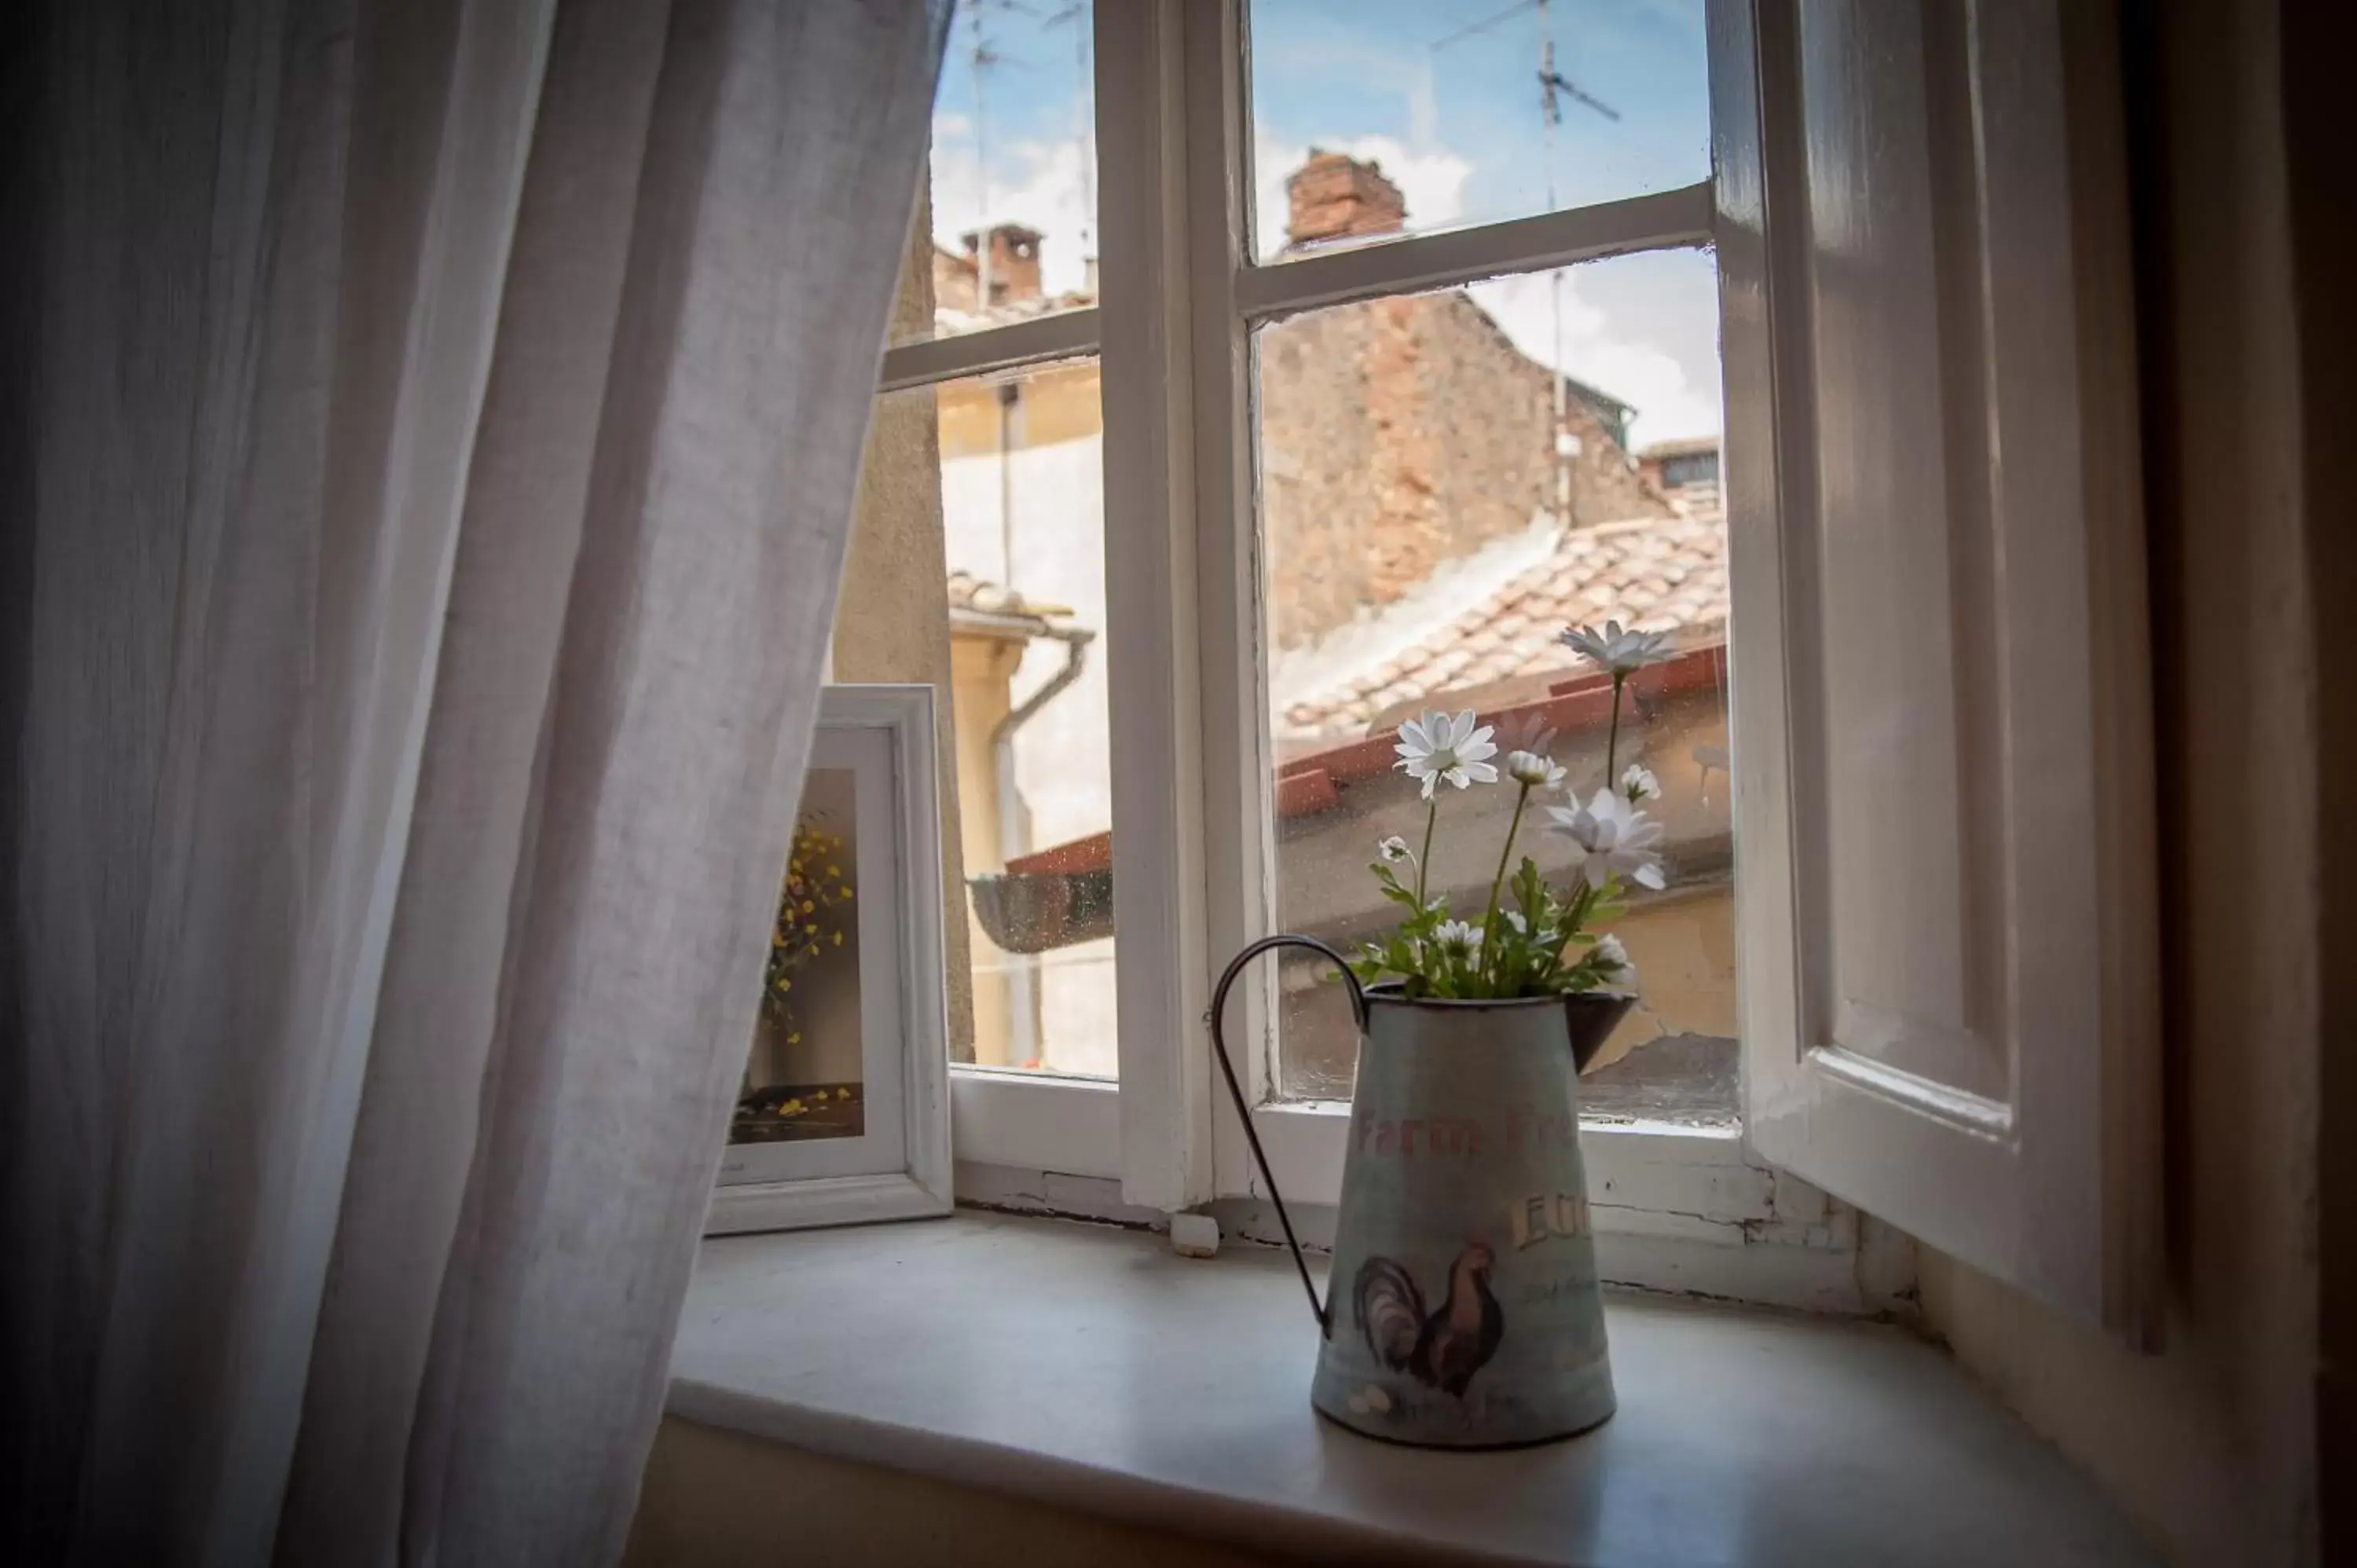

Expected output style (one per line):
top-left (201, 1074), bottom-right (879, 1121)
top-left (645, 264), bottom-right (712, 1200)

top-left (944, 570), bottom-right (1039, 617)
top-left (1276, 510), bottom-right (1728, 739)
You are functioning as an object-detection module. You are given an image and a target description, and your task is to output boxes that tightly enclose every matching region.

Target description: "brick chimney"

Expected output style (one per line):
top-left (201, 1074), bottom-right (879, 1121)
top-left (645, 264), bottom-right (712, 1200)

top-left (960, 223), bottom-right (1044, 306)
top-left (1285, 151), bottom-right (1406, 249)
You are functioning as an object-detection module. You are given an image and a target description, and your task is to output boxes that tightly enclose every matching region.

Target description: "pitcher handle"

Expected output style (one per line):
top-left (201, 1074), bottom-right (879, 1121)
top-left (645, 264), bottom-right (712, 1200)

top-left (1207, 934), bottom-right (1367, 1339)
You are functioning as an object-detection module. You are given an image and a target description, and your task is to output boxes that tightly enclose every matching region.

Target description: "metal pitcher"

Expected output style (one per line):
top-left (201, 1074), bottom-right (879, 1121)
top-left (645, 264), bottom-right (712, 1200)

top-left (1211, 935), bottom-right (1631, 1449)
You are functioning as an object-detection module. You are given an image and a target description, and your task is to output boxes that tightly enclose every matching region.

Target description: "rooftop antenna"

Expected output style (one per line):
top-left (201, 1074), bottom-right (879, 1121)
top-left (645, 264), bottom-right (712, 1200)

top-left (1432, 0), bottom-right (1619, 528)
top-left (966, 10), bottom-right (1003, 305)
top-left (963, 0), bottom-right (1039, 306)
top-left (1044, 3), bottom-right (1094, 275)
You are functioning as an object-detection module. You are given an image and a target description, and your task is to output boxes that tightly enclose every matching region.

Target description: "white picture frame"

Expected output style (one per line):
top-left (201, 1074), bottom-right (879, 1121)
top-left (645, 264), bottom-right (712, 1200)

top-left (707, 684), bottom-right (953, 1234)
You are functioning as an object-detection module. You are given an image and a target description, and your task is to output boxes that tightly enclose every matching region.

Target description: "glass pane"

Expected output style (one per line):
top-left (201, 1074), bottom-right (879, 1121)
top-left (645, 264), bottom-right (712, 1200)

top-left (1245, 0), bottom-right (1709, 263)
top-left (875, 359), bottom-right (1118, 1078)
top-left (735, 770), bottom-right (867, 1143)
top-left (1257, 249), bottom-right (1733, 1119)
top-left (895, 3), bottom-right (1099, 346)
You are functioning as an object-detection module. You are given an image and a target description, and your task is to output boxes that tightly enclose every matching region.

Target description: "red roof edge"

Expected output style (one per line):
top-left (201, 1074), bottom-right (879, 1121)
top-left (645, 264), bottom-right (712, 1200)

top-left (1005, 644), bottom-right (1730, 869)
top-left (1003, 830), bottom-right (1113, 877)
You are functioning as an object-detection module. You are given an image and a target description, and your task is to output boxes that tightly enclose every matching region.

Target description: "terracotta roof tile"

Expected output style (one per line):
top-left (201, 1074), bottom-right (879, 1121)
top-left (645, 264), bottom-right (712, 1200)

top-left (1275, 509), bottom-right (1728, 739)
top-left (945, 570), bottom-right (1035, 616)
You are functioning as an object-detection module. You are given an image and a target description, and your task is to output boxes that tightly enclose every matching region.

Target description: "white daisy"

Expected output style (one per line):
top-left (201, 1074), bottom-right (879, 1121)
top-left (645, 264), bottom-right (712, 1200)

top-left (1376, 834), bottom-right (1413, 864)
top-left (1592, 932), bottom-right (1638, 988)
top-left (1620, 763), bottom-right (1660, 802)
top-left (1543, 787), bottom-right (1669, 891)
top-left (1393, 710), bottom-right (1499, 799)
top-left (1430, 919), bottom-right (1483, 959)
top-left (1505, 749), bottom-right (1567, 789)
top-left (1560, 620), bottom-right (1674, 676)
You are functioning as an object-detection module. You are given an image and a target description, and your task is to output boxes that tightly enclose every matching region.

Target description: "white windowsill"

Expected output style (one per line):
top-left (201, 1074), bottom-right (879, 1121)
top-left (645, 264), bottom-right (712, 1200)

top-left (664, 1212), bottom-right (2153, 1566)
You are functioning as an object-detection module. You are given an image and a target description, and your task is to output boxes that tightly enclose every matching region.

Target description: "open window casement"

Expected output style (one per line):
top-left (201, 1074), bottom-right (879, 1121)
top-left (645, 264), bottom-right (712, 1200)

top-left (1714, 0), bottom-right (2162, 1341)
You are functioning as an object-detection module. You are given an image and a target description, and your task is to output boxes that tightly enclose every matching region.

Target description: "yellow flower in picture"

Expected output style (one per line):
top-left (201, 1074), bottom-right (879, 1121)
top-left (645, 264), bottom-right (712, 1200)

top-left (761, 817), bottom-right (857, 1031)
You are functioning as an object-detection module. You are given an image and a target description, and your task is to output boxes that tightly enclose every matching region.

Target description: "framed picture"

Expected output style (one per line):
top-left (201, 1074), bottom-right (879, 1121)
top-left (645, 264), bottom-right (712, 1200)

top-left (708, 684), bottom-right (952, 1234)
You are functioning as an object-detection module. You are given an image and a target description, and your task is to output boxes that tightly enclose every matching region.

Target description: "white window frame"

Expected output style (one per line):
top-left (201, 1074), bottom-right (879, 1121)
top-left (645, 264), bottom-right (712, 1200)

top-left (883, 0), bottom-right (1843, 1300)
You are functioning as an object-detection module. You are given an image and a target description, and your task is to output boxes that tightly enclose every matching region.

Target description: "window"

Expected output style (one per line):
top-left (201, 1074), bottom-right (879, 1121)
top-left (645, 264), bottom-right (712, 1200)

top-left (882, 362), bottom-right (1120, 1081)
top-left (858, 0), bottom-right (1739, 1236)
top-left (848, 0), bottom-right (2159, 1328)
top-left (896, 2), bottom-right (1099, 349)
top-left (1256, 251), bottom-right (1732, 1118)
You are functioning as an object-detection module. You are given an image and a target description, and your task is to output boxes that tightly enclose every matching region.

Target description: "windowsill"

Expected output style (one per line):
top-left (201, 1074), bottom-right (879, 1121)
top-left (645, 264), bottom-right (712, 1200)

top-left (664, 1212), bottom-right (2154, 1567)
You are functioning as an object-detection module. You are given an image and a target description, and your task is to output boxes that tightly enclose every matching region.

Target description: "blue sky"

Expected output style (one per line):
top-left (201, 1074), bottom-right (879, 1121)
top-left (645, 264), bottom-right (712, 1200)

top-left (929, 0), bottom-right (1721, 446)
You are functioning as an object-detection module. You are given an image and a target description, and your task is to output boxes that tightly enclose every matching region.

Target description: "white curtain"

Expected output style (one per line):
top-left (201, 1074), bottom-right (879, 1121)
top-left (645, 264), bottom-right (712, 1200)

top-left (0, 1), bottom-right (950, 1562)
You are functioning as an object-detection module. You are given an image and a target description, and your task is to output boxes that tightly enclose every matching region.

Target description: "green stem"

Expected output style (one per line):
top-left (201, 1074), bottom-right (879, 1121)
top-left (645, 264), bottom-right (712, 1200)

top-left (1559, 880), bottom-right (1593, 961)
top-left (1412, 799), bottom-right (1438, 908)
top-left (1477, 784), bottom-right (1532, 987)
top-left (1605, 672), bottom-right (1626, 782)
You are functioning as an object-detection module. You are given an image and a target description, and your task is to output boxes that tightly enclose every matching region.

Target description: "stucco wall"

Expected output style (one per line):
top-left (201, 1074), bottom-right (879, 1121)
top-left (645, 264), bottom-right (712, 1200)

top-left (833, 181), bottom-right (976, 1063)
top-left (1915, 5), bottom-right (2319, 1562)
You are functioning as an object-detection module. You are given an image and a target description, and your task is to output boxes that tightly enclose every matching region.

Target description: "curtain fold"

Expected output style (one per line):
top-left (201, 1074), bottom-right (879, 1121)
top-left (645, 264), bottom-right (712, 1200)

top-left (2, 1), bottom-right (951, 1563)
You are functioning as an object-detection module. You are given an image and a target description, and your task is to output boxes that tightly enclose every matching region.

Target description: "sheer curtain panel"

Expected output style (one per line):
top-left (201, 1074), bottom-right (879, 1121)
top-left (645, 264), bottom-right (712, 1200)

top-left (0, 1), bottom-right (951, 1563)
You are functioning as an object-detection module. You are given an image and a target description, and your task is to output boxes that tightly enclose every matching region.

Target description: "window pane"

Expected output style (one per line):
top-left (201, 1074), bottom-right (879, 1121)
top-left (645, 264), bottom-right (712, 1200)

top-left (1256, 249), bottom-right (1733, 1119)
top-left (896, 4), bottom-right (1099, 346)
top-left (874, 360), bottom-right (1117, 1078)
top-left (1245, 0), bottom-right (1709, 263)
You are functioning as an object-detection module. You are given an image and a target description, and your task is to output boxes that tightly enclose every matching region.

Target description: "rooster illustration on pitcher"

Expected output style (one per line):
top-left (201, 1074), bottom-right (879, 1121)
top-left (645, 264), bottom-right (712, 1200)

top-left (1356, 1244), bottom-right (1503, 1400)
top-left (1208, 621), bottom-right (1677, 1447)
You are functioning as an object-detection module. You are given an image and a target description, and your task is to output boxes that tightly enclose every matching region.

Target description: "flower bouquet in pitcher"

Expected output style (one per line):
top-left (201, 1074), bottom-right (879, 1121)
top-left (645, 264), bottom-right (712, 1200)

top-left (1347, 619), bottom-right (1676, 1061)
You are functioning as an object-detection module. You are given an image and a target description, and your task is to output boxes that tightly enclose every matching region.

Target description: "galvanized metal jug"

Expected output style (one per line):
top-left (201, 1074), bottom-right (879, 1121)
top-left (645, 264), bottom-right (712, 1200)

top-left (1211, 936), bottom-right (1631, 1449)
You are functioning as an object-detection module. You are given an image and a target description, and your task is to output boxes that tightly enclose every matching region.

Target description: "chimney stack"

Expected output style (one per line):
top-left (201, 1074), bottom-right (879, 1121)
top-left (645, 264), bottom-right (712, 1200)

top-left (961, 223), bottom-right (1044, 306)
top-left (1285, 151), bottom-right (1406, 250)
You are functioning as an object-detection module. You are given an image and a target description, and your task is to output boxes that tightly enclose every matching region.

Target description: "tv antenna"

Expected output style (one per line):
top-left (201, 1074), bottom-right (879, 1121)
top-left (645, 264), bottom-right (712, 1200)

top-left (1044, 3), bottom-right (1095, 269)
top-left (1431, 0), bottom-right (1621, 527)
top-left (962, 0), bottom-right (1039, 306)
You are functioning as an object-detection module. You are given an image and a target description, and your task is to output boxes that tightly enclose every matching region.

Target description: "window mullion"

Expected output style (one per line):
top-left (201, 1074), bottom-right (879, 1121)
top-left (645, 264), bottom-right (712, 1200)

top-left (876, 307), bottom-right (1102, 394)
top-left (1095, 0), bottom-right (1219, 1211)
top-left (1178, 0), bottom-right (1280, 1205)
top-left (1232, 181), bottom-right (1716, 324)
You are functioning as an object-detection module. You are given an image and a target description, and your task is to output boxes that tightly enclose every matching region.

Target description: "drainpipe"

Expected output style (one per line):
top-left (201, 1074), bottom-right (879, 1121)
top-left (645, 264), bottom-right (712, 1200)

top-left (990, 622), bottom-right (1096, 1068)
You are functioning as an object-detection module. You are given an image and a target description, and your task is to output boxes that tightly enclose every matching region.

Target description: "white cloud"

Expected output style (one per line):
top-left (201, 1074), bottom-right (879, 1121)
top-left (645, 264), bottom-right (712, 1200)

top-left (1252, 130), bottom-right (1473, 259)
top-left (928, 127), bottom-right (1097, 298)
top-left (1467, 266), bottom-right (1723, 449)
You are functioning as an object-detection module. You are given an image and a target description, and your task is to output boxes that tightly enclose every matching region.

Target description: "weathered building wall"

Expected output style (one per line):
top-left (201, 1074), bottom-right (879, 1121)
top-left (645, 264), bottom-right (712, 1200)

top-left (1259, 290), bottom-right (1670, 650)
